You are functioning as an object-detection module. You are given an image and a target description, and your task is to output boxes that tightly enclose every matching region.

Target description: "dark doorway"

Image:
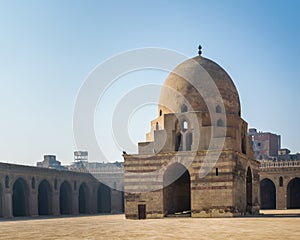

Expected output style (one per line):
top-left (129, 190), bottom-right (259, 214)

top-left (287, 178), bottom-right (300, 209)
top-left (0, 184), bottom-right (2, 217)
top-left (97, 183), bottom-right (111, 213)
top-left (12, 178), bottom-right (29, 217)
top-left (121, 191), bottom-right (125, 213)
top-left (79, 183), bottom-right (89, 214)
top-left (175, 133), bottom-right (182, 151)
top-left (163, 163), bottom-right (191, 215)
top-left (260, 178), bottom-right (276, 209)
top-left (246, 167), bottom-right (252, 214)
top-left (138, 204), bottom-right (146, 219)
top-left (38, 180), bottom-right (52, 215)
top-left (241, 134), bottom-right (246, 154)
top-left (60, 181), bottom-right (72, 214)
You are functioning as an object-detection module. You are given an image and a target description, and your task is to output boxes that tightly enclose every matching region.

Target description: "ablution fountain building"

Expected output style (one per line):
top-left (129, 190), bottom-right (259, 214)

top-left (123, 48), bottom-right (269, 219)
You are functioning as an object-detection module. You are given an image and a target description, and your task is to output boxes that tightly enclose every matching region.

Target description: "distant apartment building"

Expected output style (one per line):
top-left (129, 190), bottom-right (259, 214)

top-left (278, 148), bottom-right (300, 161)
top-left (248, 128), bottom-right (281, 160)
top-left (68, 151), bottom-right (124, 191)
top-left (36, 154), bottom-right (66, 170)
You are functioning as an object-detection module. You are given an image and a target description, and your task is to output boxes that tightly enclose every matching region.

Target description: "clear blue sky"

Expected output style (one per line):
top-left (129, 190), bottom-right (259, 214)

top-left (0, 0), bottom-right (299, 165)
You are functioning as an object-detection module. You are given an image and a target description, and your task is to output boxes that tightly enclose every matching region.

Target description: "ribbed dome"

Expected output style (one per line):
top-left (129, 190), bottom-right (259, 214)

top-left (158, 56), bottom-right (241, 116)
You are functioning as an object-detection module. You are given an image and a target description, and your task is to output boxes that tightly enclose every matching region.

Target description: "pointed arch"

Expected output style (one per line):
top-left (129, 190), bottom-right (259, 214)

top-left (287, 177), bottom-right (300, 209)
top-left (12, 178), bottom-right (29, 217)
top-left (38, 179), bottom-right (53, 215)
top-left (260, 178), bottom-right (276, 209)
top-left (60, 181), bottom-right (72, 214)
top-left (97, 183), bottom-right (111, 213)
top-left (79, 183), bottom-right (89, 214)
top-left (246, 167), bottom-right (252, 214)
top-left (163, 163), bottom-right (191, 216)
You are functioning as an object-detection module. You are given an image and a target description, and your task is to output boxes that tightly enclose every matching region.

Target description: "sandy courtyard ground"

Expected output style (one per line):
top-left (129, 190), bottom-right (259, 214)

top-left (0, 213), bottom-right (300, 240)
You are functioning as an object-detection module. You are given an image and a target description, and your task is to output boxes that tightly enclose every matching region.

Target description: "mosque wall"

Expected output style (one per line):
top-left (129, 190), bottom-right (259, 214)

top-left (0, 162), bottom-right (124, 218)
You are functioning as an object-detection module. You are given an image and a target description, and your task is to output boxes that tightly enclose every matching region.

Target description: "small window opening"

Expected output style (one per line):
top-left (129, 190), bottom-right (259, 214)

top-left (54, 179), bottom-right (58, 190)
top-left (242, 134), bottom-right (247, 154)
top-left (181, 104), bottom-right (188, 113)
top-left (216, 168), bottom-right (219, 176)
top-left (279, 176), bottom-right (283, 187)
top-left (182, 120), bottom-right (188, 131)
top-left (216, 105), bottom-right (222, 113)
top-left (217, 119), bottom-right (224, 127)
top-left (5, 176), bottom-right (9, 188)
top-left (31, 177), bottom-right (36, 189)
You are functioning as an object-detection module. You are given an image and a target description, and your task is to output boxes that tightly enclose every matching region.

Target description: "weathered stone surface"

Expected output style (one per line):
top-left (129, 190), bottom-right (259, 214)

top-left (0, 162), bottom-right (123, 218)
top-left (124, 54), bottom-right (260, 219)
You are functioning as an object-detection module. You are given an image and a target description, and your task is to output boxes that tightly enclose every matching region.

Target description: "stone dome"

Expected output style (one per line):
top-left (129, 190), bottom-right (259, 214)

top-left (158, 56), bottom-right (241, 116)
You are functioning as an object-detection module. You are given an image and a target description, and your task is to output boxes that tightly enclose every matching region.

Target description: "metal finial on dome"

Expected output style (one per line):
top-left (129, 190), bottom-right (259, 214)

top-left (198, 45), bottom-right (202, 56)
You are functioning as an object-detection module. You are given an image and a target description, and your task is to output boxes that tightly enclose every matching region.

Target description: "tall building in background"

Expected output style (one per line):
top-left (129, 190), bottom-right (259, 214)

top-left (248, 128), bottom-right (281, 160)
top-left (37, 155), bottom-right (65, 170)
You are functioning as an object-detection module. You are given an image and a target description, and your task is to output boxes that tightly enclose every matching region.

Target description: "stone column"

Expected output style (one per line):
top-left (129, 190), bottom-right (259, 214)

top-left (52, 191), bottom-right (60, 215)
top-left (29, 189), bottom-right (38, 216)
top-left (89, 185), bottom-right (98, 214)
top-left (276, 184), bottom-right (286, 209)
top-left (3, 190), bottom-right (12, 218)
top-left (72, 192), bottom-right (79, 215)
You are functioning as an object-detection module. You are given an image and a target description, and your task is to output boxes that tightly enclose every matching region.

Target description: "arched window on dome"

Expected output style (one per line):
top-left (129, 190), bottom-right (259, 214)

top-left (217, 119), bottom-right (224, 127)
top-left (216, 105), bottom-right (222, 113)
top-left (159, 109), bottom-right (162, 116)
top-left (181, 104), bottom-right (188, 113)
top-left (181, 120), bottom-right (188, 132)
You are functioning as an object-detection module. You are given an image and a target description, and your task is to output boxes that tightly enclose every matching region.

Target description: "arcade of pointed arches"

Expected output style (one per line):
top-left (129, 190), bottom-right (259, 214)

top-left (0, 175), bottom-right (114, 218)
top-left (260, 176), bottom-right (300, 210)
